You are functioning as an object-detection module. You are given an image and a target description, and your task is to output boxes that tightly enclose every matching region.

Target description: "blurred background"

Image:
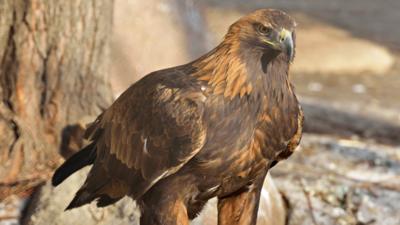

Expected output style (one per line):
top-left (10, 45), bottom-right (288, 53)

top-left (1, 0), bottom-right (400, 225)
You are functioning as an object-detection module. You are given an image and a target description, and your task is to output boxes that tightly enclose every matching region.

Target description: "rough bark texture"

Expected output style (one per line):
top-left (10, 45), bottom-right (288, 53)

top-left (0, 0), bottom-right (113, 199)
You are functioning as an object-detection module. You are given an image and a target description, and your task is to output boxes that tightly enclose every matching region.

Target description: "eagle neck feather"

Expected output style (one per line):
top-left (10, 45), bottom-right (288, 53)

top-left (192, 38), bottom-right (252, 100)
top-left (193, 37), bottom-right (291, 101)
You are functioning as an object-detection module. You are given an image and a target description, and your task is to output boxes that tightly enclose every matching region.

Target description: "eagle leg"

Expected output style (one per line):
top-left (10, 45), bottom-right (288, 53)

top-left (217, 172), bottom-right (267, 225)
top-left (139, 198), bottom-right (189, 225)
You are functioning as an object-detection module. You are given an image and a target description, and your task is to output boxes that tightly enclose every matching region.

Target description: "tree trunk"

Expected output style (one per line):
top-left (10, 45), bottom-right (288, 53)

top-left (0, 0), bottom-right (113, 199)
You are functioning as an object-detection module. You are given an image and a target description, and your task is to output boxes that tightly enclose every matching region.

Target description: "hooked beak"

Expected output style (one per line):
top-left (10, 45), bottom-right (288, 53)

top-left (279, 29), bottom-right (294, 62)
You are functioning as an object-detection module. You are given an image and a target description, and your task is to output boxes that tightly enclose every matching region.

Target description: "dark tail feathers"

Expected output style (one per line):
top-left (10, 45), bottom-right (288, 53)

top-left (52, 142), bottom-right (96, 186)
top-left (65, 192), bottom-right (122, 210)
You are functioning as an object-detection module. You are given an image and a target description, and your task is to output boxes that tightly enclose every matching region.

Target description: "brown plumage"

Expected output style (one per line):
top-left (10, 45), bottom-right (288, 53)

top-left (52, 9), bottom-right (302, 225)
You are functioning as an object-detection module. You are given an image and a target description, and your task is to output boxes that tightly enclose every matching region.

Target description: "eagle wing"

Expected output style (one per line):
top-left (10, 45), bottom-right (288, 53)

top-left (85, 74), bottom-right (206, 195)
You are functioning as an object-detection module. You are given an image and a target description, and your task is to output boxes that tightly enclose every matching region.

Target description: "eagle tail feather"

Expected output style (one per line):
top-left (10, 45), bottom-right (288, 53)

top-left (65, 187), bottom-right (122, 210)
top-left (96, 195), bottom-right (123, 207)
top-left (65, 163), bottom-right (127, 210)
top-left (65, 189), bottom-right (96, 210)
top-left (52, 142), bottom-right (96, 186)
top-left (64, 169), bottom-right (109, 210)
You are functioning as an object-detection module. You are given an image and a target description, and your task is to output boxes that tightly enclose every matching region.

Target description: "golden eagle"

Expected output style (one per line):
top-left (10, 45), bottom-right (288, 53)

top-left (52, 9), bottom-right (303, 225)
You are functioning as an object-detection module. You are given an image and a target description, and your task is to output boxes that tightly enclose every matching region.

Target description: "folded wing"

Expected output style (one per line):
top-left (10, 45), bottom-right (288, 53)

top-left (86, 76), bottom-right (207, 197)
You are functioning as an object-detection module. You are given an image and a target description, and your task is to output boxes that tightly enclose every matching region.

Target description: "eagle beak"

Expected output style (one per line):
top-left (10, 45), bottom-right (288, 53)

top-left (279, 29), bottom-right (294, 62)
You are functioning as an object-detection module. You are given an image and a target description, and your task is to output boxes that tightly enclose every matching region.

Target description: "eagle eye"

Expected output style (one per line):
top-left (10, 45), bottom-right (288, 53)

top-left (257, 24), bottom-right (272, 35)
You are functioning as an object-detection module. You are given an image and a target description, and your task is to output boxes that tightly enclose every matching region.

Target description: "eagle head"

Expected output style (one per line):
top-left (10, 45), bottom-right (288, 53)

top-left (226, 9), bottom-right (297, 62)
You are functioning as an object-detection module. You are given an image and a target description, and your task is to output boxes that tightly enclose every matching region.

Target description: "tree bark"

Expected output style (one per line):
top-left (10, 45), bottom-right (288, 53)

top-left (0, 0), bottom-right (113, 199)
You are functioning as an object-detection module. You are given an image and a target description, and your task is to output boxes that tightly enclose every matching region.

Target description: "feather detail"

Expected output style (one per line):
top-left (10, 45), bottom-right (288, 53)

top-left (192, 37), bottom-right (251, 99)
